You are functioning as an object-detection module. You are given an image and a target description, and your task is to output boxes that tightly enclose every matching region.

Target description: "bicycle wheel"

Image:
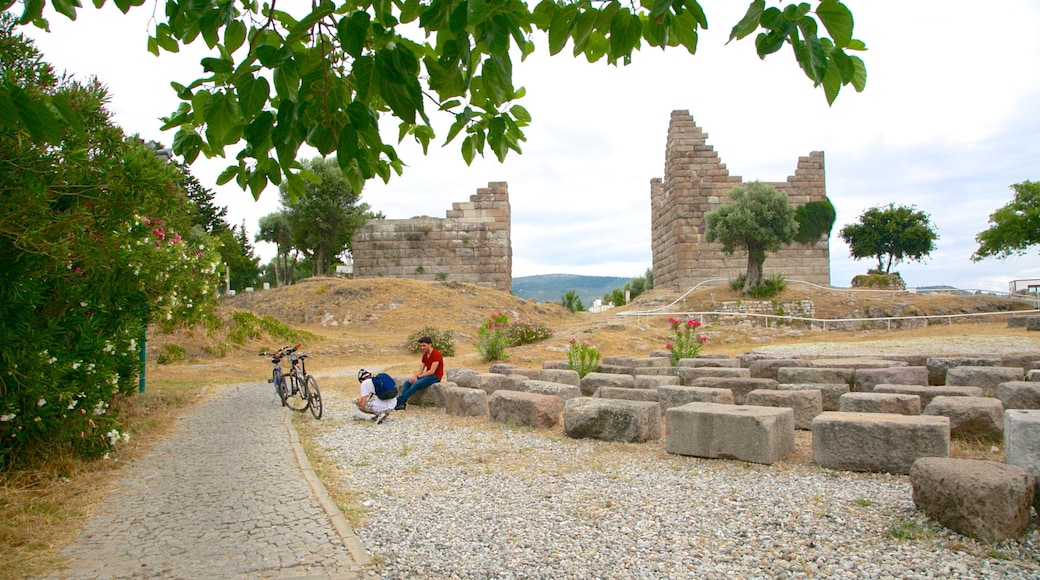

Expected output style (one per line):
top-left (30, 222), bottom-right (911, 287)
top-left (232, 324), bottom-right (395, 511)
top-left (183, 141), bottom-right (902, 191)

top-left (273, 367), bottom-right (288, 406)
top-left (306, 375), bottom-right (323, 419)
top-left (284, 373), bottom-right (309, 412)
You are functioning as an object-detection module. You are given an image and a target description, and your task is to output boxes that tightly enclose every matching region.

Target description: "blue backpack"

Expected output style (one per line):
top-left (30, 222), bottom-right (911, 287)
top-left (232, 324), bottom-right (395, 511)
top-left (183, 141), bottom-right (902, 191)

top-left (372, 373), bottom-right (398, 400)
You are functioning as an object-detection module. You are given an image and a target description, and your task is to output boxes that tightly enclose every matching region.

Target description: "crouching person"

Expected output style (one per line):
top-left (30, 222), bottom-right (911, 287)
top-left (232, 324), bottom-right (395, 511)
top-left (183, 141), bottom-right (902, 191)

top-left (355, 369), bottom-right (398, 424)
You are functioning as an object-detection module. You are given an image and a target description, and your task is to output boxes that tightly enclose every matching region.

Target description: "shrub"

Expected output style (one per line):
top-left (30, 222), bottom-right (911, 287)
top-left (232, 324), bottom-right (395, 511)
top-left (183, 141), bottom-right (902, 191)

top-left (156, 344), bottom-right (186, 365)
top-left (561, 290), bottom-right (585, 312)
top-left (567, 338), bottom-right (601, 378)
top-left (475, 313), bottom-right (510, 361)
top-left (406, 326), bottom-right (456, 357)
top-left (506, 319), bottom-right (553, 346)
top-left (729, 274), bottom-right (787, 298)
top-left (665, 317), bottom-right (708, 366)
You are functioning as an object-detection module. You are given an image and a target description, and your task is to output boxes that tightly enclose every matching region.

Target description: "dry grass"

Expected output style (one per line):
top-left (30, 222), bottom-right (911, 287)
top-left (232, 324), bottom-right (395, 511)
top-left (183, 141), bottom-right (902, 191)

top-left (3, 276), bottom-right (1036, 578)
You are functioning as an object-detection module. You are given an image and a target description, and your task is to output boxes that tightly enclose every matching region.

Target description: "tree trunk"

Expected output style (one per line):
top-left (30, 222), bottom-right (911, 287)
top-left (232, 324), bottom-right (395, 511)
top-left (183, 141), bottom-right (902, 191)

top-left (743, 247), bottom-right (765, 293)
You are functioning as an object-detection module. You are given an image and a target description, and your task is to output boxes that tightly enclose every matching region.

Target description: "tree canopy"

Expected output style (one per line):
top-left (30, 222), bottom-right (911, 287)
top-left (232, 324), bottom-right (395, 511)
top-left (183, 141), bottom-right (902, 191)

top-left (839, 203), bottom-right (938, 274)
top-left (972, 181), bottom-right (1040, 262)
top-left (5, 1), bottom-right (866, 199)
top-left (704, 181), bottom-right (797, 293)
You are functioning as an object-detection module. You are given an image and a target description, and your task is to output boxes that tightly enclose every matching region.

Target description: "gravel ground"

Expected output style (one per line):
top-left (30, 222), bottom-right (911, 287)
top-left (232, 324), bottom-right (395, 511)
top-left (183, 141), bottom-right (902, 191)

top-left (314, 390), bottom-right (1040, 580)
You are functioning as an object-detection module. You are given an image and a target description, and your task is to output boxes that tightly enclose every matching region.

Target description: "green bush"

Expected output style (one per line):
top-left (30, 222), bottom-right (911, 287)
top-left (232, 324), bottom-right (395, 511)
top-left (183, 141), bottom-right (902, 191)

top-left (567, 338), bottom-right (601, 378)
top-left (506, 319), bottom-right (553, 346)
top-left (729, 274), bottom-right (787, 298)
top-left (406, 326), bottom-right (456, 357)
top-left (156, 344), bottom-right (187, 365)
top-left (475, 313), bottom-right (509, 361)
top-left (561, 290), bottom-right (585, 312)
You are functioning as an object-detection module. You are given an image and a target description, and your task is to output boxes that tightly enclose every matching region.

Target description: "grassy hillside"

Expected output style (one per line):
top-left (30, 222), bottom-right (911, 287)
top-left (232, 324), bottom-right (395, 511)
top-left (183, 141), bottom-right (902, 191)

top-left (512, 273), bottom-right (630, 304)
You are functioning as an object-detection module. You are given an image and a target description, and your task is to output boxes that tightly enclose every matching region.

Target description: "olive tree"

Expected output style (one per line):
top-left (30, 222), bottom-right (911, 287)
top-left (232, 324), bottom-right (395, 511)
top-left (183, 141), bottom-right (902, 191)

top-left (971, 180), bottom-right (1040, 262)
top-left (704, 181), bottom-right (797, 293)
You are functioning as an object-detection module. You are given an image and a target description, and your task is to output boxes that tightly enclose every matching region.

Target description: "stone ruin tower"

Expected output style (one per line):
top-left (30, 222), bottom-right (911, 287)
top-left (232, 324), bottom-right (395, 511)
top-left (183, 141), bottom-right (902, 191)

top-left (351, 182), bottom-right (512, 292)
top-left (650, 111), bottom-right (831, 291)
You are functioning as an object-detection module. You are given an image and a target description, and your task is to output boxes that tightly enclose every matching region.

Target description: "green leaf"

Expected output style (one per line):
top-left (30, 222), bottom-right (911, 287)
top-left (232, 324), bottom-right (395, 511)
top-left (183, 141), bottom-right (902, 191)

top-left (509, 104), bottom-right (531, 124)
top-left (822, 58), bottom-right (841, 104)
top-left (51, 0), bottom-right (77, 20)
top-left (225, 20), bottom-right (247, 53)
top-left (461, 135), bottom-right (475, 165)
top-left (201, 57), bottom-right (233, 74)
top-left (850, 55), bottom-right (867, 91)
top-left (816, 0), bottom-right (853, 47)
top-left (571, 9), bottom-right (597, 54)
top-left (236, 75), bottom-right (270, 118)
top-left (337, 11), bottom-right (371, 58)
top-left (608, 9), bottom-right (642, 61)
top-left (650, 0), bottom-right (674, 20)
top-left (728, 0), bottom-right (764, 42)
top-left (201, 91), bottom-right (241, 146)
top-left (172, 129), bottom-right (204, 164)
top-left (755, 30), bottom-right (785, 58)
top-left (216, 165), bottom-right (239, 185)
top-left (547, 4), bottom-right (577, 55)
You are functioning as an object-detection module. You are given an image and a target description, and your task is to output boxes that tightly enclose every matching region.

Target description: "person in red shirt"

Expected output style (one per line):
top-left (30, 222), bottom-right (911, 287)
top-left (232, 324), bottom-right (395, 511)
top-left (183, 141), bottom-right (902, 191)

top-left (395, 336), bottom-right (444, 410)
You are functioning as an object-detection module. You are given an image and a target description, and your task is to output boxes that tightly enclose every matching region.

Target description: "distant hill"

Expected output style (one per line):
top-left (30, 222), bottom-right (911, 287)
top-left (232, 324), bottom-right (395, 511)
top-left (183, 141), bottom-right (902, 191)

top-left (512, 274), bottom-right (631, 305)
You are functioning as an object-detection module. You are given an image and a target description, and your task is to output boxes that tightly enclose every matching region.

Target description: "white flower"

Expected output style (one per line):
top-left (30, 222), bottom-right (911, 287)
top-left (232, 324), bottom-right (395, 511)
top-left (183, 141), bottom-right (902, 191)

top-left (128, 339), bottom-right (137, 352)
top-left (37, 398), bottom-right (46, 407)
top-left (48, 357), bottom-right (57, 364)
top-left (93, 401), bottom-right (108, 415)
top-left (106, 429), bottom-right (121, 445)
top-left (0, 413), bottom-right (15, 422)
top-left (71, 361), bottom-right (81, 370)
top-left (67, 399), bottom-right (78, 410)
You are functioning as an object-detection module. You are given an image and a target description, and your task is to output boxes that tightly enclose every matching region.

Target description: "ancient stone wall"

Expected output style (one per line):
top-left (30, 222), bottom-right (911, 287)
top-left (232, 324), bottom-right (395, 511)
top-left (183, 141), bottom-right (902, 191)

top-left (651, 111), bottom-right (831, 291)
top-left (352, 182), bottom-right (512, 292)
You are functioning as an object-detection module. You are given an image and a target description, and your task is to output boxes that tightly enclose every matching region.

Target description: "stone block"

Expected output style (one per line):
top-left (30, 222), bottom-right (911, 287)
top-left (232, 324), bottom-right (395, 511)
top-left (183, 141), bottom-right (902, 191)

top-left (855, 366), bottom-right (928, 393)
top-left (507, 368), bottom-right (541, 380)
top-left (658, 385), bottom-right (735, 412)
top-left (539, 368), bottom-right (580, 387)
top-left (541, 360), bottom-right (570, 370)
top-left (838, 392), bottom-right (921, 415)
top-left (745, 389), bottom-right (821, 430)
top-left (488, 390), bottom-right (562, 429)
top-left (809, 358), bottom-right (908, 370)
top-left (812, 412), bottom-right (950, 474)
top-left (776, 367), bottom-right (853, 387)
top-left (1005, 409), bottom-right (1040, 512)
top-left (946, 366), bottom-right (1025, 396)
top-left (630, 357), bottom-right (672, 368)
top-left (518, 380), bottom-right (583, 402)
top-left (748, 359), bottom-right (810, 380)
top-left (1029, 369), bottom-right (1040, 382)
top-left (446, 368), bottom-right (481, 389)
top-left (872, 384), bottom-right (984, 410)
top-left (923, 396), bottom-right (1004, 441)
top-left (677, 367), bottom-right (750, 384)
top-left (665, 403), bottom-right (795, 465)
top-left (579, 372), bottom-right (635, 396)
top-left (776, 383), bottom-right (849, 412)
top-left (443, 386), bottom-right (488, 417)
top-left (926, 357), bottom-right (1001, 386)
top-left (677, 358), bottom-right (740, 368)
top-left (488, 363), bottom-right (519, 375)
top-left (634, 375), bottom-right (680, 389)
top-left (471, 372), bottom-right (519, 395)
top-left (997, 381), bottom-right (1040, 410)
top-left (404, 380), bottom-right (449, 408)
top-left (911, 458), bottom-right (1036, 541)
top-left (564, 398), bottom-right (661, 443)
top-left (594, 386), bottom-right (659, 403)
top-left (689, 377), bottom-right (778, 405)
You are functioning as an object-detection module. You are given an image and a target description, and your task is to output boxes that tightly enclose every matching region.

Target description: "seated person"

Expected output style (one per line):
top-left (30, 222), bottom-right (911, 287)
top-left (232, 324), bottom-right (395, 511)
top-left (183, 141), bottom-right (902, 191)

top-left (395, 336), bottom-right (444, 410)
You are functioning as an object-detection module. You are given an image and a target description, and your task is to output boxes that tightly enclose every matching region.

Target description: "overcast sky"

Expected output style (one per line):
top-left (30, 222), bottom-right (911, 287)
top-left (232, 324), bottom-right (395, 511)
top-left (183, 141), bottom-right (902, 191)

top-left (20, 1), bottom-right (1040, 292)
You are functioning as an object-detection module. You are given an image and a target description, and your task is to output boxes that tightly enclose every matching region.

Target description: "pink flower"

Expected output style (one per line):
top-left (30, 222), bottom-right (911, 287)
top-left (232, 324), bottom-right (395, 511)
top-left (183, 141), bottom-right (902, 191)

top-left (153, 228), bottom-right (165, 240)
top-left (665, 343), bottom-right (672, 350)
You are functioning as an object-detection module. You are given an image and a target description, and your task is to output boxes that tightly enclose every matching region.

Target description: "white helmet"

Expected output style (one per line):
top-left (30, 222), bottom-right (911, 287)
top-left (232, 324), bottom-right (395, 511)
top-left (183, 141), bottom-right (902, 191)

top-left (357, 368), bottom-right (372, 382)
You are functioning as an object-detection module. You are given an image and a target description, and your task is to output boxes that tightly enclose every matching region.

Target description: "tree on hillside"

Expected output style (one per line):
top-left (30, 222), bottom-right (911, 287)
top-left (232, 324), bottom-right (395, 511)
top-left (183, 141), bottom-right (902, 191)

top-left (562, 290), bottom-right (585, 313)
top-left (256, 212), bottom-right (297, 287)
top-left (704, 182), bottom-right (798, 293)
top-left (280, 157), bottom-right (383, 277)
top-left (7, 1), bottom-right (866, 199)
top-left (971, 181), bottom-right (1040, 262)
top-left (839, 204), bottom-right (938, 274)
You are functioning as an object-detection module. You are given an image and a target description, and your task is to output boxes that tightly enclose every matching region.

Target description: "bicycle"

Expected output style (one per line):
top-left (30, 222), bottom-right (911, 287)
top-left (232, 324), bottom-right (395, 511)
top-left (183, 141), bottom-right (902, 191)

top-left (261, 344), bottom-right (322, 419)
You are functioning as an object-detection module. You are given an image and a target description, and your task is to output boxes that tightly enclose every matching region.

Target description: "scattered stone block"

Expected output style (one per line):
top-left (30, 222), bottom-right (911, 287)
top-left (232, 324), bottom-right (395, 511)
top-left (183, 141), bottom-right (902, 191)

top-left (923, 396), bottom-right (1004, 440)
top-left (564, 398), bottom-right (661, 443)
top-left (1028, 369), bottom-right (1040, 382)
top-left (629, 357), bottom-right (671, 368)
top-left (946, 366), bottom-right (1025, 396)
top-left (839, 392), bottom-right (921, 415)
top-left (446, 368), bottom-right (480, 389)
top-left (776, 367), bottom-right (853, 387)
top-left (506, 368), bottom-right (541, 380)
top-left (812, 412), bottom-right (949, 474)
top-left (658, 385), bottom-right (734, 412)
top-left (926, 357), bottom-right (1001, 386)
top-left (749, 358), bottom-right (810, 380)
top-left (855, 366), bottom-right (928, 393)
top-left (809, 358), bottom-right (907, 370)
top-left (594, 386), bottom-right (659, 403)
top-left (777, 383), bottom-right (849, 412)
top-left (911, 458), bottom-right (1036, 542)
top-left (665, 403), bottom-right (794, 465)
top-left (1007, 315), bottom-right (1039, 329)
top-left (488, 390), bottom-right (562, 429)
top-left (634, 375), bottom-right (680, 389)
top-left (597, 364), bottom-right (634, 375)
top-left (579, 372), bottom-right (635, 396)
top-left (689, 377), bottom-right (778, 405)
top-left (872, 384), bottom-right (984, 410)
top-left (539, 368), bottom-right (580, 387)
top-left (541, 360), bottom-right (570, 370)
top-left (997, 381), bottom-right (1040, 410)
top-left (443, 386), bottom-right (488, 417)
top-left (745, 389), bottom-right (822, 430)
top-left (1005, 409), bottom-right (1040, 512)
top-left (677, 358), bottom-right (740, 368)
top-left (518, 380), bottom-right (583, 402)
top-left (488, 363), bottom-right (519, 375)
top-left (677, 367), bottom-right (750, 384)
top-left (470, 372), bottom-right (519, 395)
top-left (403, 380), bottom-right (449, 408)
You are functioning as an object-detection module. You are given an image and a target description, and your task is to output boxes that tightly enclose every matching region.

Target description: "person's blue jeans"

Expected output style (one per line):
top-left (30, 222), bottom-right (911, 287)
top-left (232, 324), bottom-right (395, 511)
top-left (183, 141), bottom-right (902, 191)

top-left (397, 375), bottom-right (440, 406)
